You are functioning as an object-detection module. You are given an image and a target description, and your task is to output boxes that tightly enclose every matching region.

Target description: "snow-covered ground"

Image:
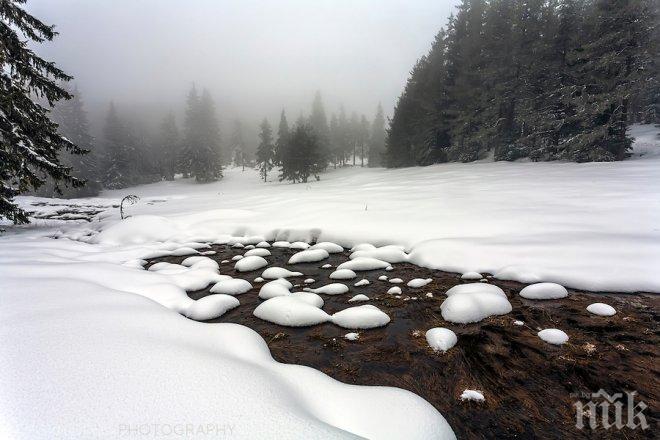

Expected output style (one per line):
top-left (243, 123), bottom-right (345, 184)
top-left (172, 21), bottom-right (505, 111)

top-left (1, 125), bottom-right (658, 439)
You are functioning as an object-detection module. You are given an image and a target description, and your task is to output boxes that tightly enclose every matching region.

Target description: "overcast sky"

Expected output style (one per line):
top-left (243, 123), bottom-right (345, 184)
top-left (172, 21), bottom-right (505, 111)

top-left (27, 0), bottom-right (459, 129)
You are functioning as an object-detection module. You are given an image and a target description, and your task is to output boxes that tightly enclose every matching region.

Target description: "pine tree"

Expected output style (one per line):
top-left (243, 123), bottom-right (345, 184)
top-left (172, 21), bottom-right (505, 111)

top-left (34, 85), bottom-right (101, 198)
top-left (183, 86), bottom-right (222, 182)
top-left (337, 106), bottom-right (351, 165)
top-left (275, 110), bottom-right (290, 166)
top-left (358, 115), bottom-right (370, 167)
top-left (230, 120), bottom-right (247, 171)
top-left (256, 118), bottom-right (275, 181)
top-left (102, 102), bottom-right (137, 189)
top-left (158, 112), bottom-right (180, 181)
top-left (1, 0), bottom-right (84, 223)
top-left (310, 91), bottom-right (330, 166)
top-left (279, 122), bottom-right (323, 183)
top-left (368, 103), bottom-right (386, 167)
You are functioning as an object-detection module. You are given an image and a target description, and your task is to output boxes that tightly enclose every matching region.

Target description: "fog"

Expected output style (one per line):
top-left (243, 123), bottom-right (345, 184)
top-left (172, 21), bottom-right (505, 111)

top-left (27, 0), bottom-right (458, 133)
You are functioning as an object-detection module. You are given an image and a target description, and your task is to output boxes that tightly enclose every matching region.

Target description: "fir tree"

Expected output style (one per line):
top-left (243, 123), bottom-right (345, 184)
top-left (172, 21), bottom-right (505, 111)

top-left (310, 91), bottom-right (330, 166)
top-left (275, 110), bottom-right (290, 166)
top-left (158, 112), bottom-right (180, 181)
top-left (183, 86), bottom-right (222, 182)
top-left (230, 120), bottom-right (247, 171)
top-left (102, 102), bottom-right (137, 189)
top-left (279, 122), bottom-right (323, 183)
top-left (1, 0), bottom-right (84, 223)
top-left (256, 118), bottom-right (275, 182)
top-left (368, 103), bottom-right (386, 167)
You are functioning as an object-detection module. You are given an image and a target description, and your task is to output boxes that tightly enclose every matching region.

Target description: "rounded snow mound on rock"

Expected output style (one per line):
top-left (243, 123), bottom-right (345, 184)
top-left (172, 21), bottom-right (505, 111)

top-left (184, 294), bottom-right (239, 321)
top-left (254, 296), bottom-right (330, 327)
top-left (538, 328), bottom-right (569, 345)
top-left (460, 272), bottom-right (483, 281)
top-left (310, 242), bottom-right (344, 253)
top-left (337, 257), bottom-right (390, 271)
top-left (519, 282), bottom-right (568, 300)
top-left (426, 328), bottom-right (458, 353)
top-left (408, 278), bottom-right (432, 288)
top-left (441, 283), bottom-right (512, 324)
top-left (262, 267), bottom-right (303, 279)
top-left (288, 249), bottom-right (330, 265)
top-left (92, 215), bottom-right (180, 245)
top-left (210, 278), bottom-right (252, 295)
top-left (258, 279), bottom-right (293, 300)
top-left (349, 245), bottom-right (409, 263)
top-left (331, 305), bottom-right (390, 329)
top-left (330, 269), bottom-right (357, 280)
top-left (586, 303), bottom-right (617, 316)
top-left (235, 256), bottom-right (269, 272)
top-left (308, 283), bottom-right (349, 295)
top-left (244, 248), bottom-right (271, 257)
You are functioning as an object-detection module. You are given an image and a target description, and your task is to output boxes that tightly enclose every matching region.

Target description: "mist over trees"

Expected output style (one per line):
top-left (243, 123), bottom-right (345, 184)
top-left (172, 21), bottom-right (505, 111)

top-left (386, 0), bottom-right (659, 167)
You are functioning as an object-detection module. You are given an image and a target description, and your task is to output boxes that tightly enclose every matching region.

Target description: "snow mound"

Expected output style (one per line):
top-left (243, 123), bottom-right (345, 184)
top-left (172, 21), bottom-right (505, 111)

top-left (290, 291), bottom-right (325, 308)
top-left (171, 247), bottom-right (199, 256)
top-left (513, 320), bottom-right (524, 326)
top-left (389, 278), bottom-right (403, 284)
top-left (181, 256), bottom-right (219, 271)
top-left (350, 243), bottom-right (376, 252)
top-left (408, 278), bottom-right (432, 288)
top-left (331, 305), bottom-right (391, 329)
top-left (330, 269), bottom-right (357, 280)
top-left (231, 255), bottom-right (243, 261)
top-left (258, 279), bottom-right (293, 300)
top-left (235, 255), bottom-right (269, 272)
top-left (350, 245), bottom-right (409, 263)
top-left (378, 275), bottom-right (388, 281)
top-left (344, 332), bottom-right (360, 341)
top-left (446, 283), bottom-right (506, 297)
top-left (309, 283), bottom-right (350, 295)
top-left (256, 241), bottom-right (271, 248)
top-left (254, 296), bottom-right (330, 327)
top-left (426, 328), bottom-right (458, 353)
top-left (460, 390), bottom-right (485, 402)
top-left (354, 279), bottom-right (370, 287)
top-left (538, 328), bottom-right (569, 345)
top-left (321, 264), bottom-right (333, 269)
top-left (210, 278), bottom-right (253, 295)
top-left (461, 272), bottom-right (483, 281)
top-left (244, 248), bottom-right (271, 257)
top-left (387, 286), bottom-right (402, 295)
top-left (290, 241), bottom-right (310, 250)
top-left (272, 241), bottom-right (291, 248)
top-left (349, 294), bottom-right (370, 303)
top-left (254, 277), bottom-right (264, 283)
top-left (304, 278), bottom-right (315, 284)
top-left (288, 249), bottom-right (330, 264)
top-left (586, 303), bottom-right (616, 316)
top-left (232, 243), bottom-right (245, 248)
top-left (441, 284), bottom-right (512, 324)
top-left (92, 215), bottom-right (180, 245)
top-left (519, 282), bottom-right (568, 300)
top-left (337, 257), bottom-right (390, 271)
top-left (310, 242), bottom-right (344, 253)
top-left (184, 294), bottom-right (240, 321)
top-left (262, 267), bottom-right (303, 279)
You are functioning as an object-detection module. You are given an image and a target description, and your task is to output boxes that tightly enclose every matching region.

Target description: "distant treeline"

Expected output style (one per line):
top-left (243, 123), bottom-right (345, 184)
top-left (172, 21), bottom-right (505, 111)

top-left (36, 88), bottom-right (387, 197)
top-left (386, 0), bottom-right (659, 167)
top-left (255, 92), bottom-right (387, 183)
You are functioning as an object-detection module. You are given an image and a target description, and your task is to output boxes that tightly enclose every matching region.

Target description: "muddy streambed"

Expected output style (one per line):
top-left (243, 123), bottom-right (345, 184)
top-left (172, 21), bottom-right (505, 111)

top-left (147, 243), bottom-right (659, 439)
